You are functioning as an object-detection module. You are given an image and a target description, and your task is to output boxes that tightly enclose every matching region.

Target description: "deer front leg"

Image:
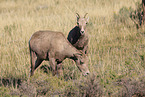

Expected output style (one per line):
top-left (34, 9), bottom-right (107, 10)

top-left (49, 57), bottom-right (56, 76)
top-left (57, 62), bottom-right (63, 76)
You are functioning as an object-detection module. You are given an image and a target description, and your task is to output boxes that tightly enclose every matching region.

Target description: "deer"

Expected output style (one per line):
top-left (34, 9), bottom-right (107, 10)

top-left (29, 30), bottom-right (90, 77)
top-left (67, 13), bottom-right (89, 54)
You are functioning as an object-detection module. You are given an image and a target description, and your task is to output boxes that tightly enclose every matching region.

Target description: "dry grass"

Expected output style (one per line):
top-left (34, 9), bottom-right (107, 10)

top-left (0, 0), bottom-right (145, 96)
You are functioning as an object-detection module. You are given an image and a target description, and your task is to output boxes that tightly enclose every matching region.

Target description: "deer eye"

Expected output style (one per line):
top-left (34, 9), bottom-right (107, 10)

top-left (77, 22), bottom-right (79, 25)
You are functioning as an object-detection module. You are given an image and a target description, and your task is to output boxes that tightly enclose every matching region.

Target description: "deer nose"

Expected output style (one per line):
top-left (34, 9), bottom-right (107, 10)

top-left (80, 31), bottom-right (85, 35)
top-left (81, 31), bottom-right (84, 33)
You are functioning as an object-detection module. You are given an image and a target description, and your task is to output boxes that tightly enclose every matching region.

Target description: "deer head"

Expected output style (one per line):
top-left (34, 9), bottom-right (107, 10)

top-left (76, 13), bottom-right (89, 35)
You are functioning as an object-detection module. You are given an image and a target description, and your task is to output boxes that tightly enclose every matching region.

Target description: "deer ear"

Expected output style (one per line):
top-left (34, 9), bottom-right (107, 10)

top-left (84, 13), bottom-right (88, 18)
top-left (86, 17), bottom-right (89, 23)
top-left (76, 13), bottom-right (80, 21)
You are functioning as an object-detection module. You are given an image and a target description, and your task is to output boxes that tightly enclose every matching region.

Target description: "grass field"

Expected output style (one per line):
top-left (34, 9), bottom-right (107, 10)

top-left (0, 0), bottom-right (145, 96)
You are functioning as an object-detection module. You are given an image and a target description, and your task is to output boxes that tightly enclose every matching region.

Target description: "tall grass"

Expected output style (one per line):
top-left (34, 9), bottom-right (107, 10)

top-left (0, 0), bottom-right (145, 96)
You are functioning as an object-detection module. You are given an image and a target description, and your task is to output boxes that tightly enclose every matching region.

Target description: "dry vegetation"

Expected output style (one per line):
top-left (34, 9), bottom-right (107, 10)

top-left (0, 0), bottom-right (145, 96)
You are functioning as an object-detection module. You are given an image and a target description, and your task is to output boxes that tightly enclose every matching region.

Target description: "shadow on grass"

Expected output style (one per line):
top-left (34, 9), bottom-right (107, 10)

top-left (40, 64), bottom-right (52, 74)
top-left (40, 64), bottom-right (80, 81)
top-left (0, 78), bottom-right (22, 88)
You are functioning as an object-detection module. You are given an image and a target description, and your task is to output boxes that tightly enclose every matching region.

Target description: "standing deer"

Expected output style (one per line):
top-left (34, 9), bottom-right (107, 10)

top-left (67, 13), bottom-right (89, 54)
top-left (29, 31), bottom-right (90, 77)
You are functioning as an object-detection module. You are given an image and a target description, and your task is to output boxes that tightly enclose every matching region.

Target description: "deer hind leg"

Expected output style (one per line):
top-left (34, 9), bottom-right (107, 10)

top-left (30, 51), bottom-right (43, 76)
top-left (30, 51), bottom-right (37, 77)
top-left (34, 58), bottom-right (43, 71)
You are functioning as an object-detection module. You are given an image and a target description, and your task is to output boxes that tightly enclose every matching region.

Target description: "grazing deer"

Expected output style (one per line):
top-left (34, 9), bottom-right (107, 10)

top-left (29, 31), bottom-right (90, 77)
top-left (67, 13), bottom-right (89, 54)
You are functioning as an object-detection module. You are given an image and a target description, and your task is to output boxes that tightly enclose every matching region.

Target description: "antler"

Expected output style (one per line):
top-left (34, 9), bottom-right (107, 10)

top-left (76, 13), bottom-right (80, 18)
top-left (84, 13), bottom-right (88, 18)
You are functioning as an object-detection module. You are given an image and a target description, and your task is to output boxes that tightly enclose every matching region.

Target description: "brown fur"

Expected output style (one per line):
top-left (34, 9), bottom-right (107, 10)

top-left (67, 13), bottom-right (89, 54)
top-left (29, 30), bottom-right (90, 76)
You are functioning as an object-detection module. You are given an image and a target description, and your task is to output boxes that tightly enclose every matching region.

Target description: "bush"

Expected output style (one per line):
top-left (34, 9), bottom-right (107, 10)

top-left (114, 6), bottom-right (133, 25)
top-left (113, 1), bottom-right (144, 29)
top-left (64, 74), bottom-right (103, 97)
top-left (116, 76), bottom-right (145, 97)
top-left (130, 2), bottom-right (143, 26)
